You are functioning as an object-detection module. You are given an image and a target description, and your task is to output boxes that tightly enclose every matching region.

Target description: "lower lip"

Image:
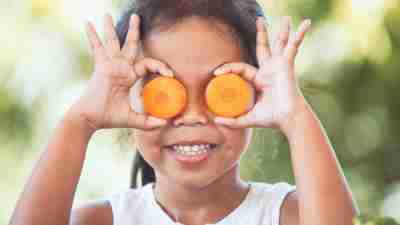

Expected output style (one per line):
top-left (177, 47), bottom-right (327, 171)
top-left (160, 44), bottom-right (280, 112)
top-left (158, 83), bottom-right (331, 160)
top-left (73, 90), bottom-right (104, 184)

top-left (166, 145), bottom-right (217, 164)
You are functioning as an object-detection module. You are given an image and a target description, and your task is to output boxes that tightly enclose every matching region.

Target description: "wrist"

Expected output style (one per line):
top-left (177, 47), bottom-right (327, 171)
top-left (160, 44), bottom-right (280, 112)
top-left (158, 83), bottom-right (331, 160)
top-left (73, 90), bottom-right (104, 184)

top-left (277, 95), bottom-right (311, 137)
top-left (65, 105), bottom-right (98, 136)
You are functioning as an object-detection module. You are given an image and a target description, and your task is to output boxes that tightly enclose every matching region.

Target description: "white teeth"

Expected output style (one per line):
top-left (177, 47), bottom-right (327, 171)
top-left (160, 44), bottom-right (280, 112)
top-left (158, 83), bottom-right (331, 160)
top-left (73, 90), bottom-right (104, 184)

top-left (171, 144), bottom-right (215, 156)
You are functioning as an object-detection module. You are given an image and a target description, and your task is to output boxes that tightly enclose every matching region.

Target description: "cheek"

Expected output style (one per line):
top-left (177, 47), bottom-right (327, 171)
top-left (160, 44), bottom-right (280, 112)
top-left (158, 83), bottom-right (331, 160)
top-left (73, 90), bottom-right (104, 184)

top-left (134, 130), bottom-right (163, 167)
top-left (218, 127), bottom-right (252, 159)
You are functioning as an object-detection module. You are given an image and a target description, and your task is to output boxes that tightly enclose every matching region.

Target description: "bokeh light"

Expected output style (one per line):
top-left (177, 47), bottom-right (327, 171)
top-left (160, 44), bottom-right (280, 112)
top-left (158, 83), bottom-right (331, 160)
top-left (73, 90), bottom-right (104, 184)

top-left (1, 0), bottom-right (398, 224)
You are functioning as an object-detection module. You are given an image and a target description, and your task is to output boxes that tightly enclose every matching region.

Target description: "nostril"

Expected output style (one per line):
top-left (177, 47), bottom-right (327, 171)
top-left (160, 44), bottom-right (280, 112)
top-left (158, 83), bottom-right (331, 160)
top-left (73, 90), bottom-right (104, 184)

top-left (173, 113), bottom-right (208, 127)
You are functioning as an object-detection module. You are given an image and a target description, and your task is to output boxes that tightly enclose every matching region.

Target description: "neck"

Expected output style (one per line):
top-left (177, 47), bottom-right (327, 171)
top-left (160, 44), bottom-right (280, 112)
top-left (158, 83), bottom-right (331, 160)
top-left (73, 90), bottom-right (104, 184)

top-left (152, 165), bottom-right (251, 224)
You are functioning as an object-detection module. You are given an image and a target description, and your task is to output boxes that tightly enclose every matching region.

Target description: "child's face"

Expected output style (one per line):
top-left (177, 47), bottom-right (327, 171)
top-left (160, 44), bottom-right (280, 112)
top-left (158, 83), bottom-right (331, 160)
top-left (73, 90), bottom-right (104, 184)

top-left (134, 16), bottom-right (253, 188)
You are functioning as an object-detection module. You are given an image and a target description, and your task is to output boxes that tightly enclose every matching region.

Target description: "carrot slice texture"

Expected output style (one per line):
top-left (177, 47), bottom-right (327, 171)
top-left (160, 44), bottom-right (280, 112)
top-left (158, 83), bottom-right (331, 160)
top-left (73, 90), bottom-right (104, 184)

top-left (142, 76), bottom-right (187, 119)
top-left (205, 73), bottom-right (254, 117)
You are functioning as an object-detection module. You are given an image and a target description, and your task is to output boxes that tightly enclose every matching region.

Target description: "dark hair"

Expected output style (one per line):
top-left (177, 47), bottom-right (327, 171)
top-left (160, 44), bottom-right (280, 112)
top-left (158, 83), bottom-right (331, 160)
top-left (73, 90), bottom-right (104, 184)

top-left (114, 0), bottom-right (265, 188)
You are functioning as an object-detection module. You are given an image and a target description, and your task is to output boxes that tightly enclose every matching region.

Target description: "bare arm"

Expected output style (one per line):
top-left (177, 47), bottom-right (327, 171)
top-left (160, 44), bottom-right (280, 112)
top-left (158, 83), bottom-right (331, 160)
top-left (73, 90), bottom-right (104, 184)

top-left (9, 107), bottom-right (96, 225)
top-left (279, 96), bottom-right (359, 225)
top-left (9, 13), bottom-right (172, 225)
top-left (212, 16), bottom-right (359, 225)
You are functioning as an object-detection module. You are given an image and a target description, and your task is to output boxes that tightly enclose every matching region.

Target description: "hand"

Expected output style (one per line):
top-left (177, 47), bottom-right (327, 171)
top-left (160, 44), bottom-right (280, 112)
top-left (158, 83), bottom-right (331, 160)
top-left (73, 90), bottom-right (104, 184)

top-left (71, 13), bottom-right (174, 132)
top-left (212, 16), bottom-right (311, 129)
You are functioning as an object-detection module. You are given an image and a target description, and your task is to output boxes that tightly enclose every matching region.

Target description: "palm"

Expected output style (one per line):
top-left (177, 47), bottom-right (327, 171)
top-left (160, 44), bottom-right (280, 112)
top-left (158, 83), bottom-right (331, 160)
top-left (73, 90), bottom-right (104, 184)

top-left (76, 13), bottom-right (174, 131)
top-left (253, 56), bottom-right (300, 127)
top-left (213, 16), bottom-right (311, 129)
top-left (92, 59), bottom-right (135, 128)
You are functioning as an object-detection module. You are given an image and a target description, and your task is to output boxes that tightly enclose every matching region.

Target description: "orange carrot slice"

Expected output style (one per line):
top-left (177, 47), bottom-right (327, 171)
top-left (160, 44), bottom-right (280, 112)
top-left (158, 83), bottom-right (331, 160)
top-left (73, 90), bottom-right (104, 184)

top-left (142, 76), bottom-right (187, 119)
top-left (205, 73), bottom-right (254, 117)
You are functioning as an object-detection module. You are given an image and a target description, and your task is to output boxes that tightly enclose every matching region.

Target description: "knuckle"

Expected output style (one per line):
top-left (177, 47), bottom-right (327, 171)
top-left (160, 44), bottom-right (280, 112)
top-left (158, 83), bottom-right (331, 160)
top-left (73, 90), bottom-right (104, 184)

top-left (129, 32), bottom-right (140, 42)
top-left (129, 114), bottom-right (142, 129)
top-left (108, 35), bottom-right (119, 44)
top-left (134, 57), bottom-right (145, 65)
top-left (140, 57), bottom-right (152, 65)
top-left (132, 63), bottom-right (140, 75)
top-left (142, 119), bottom-right (153, 130)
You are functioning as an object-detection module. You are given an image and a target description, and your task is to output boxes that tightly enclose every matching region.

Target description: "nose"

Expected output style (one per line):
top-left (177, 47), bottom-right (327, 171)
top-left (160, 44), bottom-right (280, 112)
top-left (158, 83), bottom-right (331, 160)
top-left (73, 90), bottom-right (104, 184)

top-left (172, 97), bottom-right (209, 127)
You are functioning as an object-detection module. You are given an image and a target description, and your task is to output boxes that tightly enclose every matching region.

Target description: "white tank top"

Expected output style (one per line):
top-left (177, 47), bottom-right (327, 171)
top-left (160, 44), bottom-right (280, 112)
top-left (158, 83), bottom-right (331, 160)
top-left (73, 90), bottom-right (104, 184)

top-left (105, 181), bottom-right (295, 225)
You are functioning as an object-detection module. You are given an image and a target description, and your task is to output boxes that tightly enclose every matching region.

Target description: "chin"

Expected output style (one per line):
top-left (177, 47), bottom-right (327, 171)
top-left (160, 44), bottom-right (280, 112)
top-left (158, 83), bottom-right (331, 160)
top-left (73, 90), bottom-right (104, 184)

top-left (170, 172), bottom-right (218, 190)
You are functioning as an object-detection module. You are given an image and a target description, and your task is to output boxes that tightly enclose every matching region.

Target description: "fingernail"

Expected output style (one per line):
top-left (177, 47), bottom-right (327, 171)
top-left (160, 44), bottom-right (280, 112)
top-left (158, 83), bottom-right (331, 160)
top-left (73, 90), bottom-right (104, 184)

top-left (150, 117), bottom-right (166, 126)
top-left (214, 68), bottom-right (224, 75)
top-left (162, 68), bottom-right (174, 77)
top-left (214, 117), bottom-right (227, 124)
top-left (130, 14), bottom-right (138, 25)
top-left (257, 17), bottom-right (265, 25)
top-left (129, 14), bottom-right (134, 26)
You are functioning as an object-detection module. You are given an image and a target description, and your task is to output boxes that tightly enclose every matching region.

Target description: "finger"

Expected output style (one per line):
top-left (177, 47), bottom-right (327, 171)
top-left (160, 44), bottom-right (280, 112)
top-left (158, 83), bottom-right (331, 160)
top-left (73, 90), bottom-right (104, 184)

top-left (127, 111), bottom-right (167, 130)
top-left (122, 14), bottom-right (140, 62)
top-left (273, 16), bottom-right (291, 55)
top-left (133, 57), bottom-right (174, 78)
top-left (214, 112), bottom-right (257, 128)
top-left (85, 21), bottom-right (106, 61)
top-left (284, 19), bottom-right (312, 62)
top-left (214, 62), bottom-right (266, 91)
top-left (256, 17), bottom-right (271, 64)
top-left (104, 13), bottom-right (121, 58)
top-left (109, 75), bottom-right (135, 88)
top-left (214, 62), bottom-right (257, 82)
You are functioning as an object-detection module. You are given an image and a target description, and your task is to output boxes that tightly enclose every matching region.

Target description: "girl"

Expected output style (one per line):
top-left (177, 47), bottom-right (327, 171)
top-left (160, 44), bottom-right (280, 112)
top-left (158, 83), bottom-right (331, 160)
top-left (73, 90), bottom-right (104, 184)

top-left (10, 0), bottom-right (359, 225)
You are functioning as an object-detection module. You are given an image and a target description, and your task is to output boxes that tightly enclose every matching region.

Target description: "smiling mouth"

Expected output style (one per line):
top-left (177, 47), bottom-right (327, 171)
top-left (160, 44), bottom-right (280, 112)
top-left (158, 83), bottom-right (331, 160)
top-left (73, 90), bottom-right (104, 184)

top-left (164, 143), bottom-right (219, 164)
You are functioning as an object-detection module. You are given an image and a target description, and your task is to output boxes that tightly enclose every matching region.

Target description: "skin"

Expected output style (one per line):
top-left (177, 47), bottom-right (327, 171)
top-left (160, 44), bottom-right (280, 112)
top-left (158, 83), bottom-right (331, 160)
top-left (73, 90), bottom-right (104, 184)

top-left (9, 11), bottom-right (359, 225)
top-left (211, 16), bottom-right (360, 225)
top-left (133, 17), bottom-right (254, 225)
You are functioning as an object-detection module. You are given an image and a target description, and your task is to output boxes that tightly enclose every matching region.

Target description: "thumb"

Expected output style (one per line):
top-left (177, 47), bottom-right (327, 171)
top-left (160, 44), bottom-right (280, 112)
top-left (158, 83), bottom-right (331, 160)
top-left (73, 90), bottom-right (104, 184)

top-left (127, 110), bottom-right (167, 130)
top-left (214, 117), bottom-right (241, 128)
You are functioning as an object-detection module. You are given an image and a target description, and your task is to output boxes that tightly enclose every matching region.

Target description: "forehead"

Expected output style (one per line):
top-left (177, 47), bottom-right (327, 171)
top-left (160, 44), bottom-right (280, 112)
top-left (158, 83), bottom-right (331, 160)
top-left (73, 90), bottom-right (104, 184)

top-left (141, 17), bottom-right (244, 80)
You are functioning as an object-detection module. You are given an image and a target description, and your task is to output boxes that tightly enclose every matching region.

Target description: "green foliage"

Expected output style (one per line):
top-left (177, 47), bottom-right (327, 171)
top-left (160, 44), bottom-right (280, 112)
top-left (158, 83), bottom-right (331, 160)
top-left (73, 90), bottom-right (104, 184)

top-left (284, 0), bottom-right (333, 23)
top-left (1, 0), bottom-right (400, 223)
top-left (0, 84), bottom-right (33, 148)
top-left (354, 215), bottom-right (400, 225)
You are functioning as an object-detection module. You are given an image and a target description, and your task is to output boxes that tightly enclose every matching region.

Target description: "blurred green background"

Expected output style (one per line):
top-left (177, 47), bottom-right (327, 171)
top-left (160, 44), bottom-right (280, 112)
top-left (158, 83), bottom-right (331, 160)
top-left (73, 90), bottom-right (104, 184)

top-left (1, 0), bottom-right (399, 224)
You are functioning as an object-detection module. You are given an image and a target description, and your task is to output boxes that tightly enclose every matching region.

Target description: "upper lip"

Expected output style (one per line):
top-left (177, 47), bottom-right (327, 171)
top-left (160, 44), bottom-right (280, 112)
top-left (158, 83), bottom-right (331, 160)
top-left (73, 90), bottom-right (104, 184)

top-left (164, 139), bottom-right (218, 147)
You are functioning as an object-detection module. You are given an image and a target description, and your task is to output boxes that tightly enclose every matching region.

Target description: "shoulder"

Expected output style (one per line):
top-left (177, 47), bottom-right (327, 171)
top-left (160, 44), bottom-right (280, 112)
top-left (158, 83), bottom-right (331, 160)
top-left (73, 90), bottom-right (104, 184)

top-left (70, 199), bottom-right (112, 225)
top-left (70, 187), bottom-right (146, 225)
top-left (106, 186), bottom-right (147, 212)
top-left (250, 181), bottom-right (295, 199)
top-left (249, 181), bottom-right (298, 225)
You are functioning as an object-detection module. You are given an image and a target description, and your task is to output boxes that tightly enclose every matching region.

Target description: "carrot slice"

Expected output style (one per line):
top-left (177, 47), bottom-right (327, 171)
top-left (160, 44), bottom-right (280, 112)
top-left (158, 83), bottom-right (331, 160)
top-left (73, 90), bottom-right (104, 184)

top-left (142, 76), bottom-right (187, 119)
top-left (205, 73), bottom-right (254, 117)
